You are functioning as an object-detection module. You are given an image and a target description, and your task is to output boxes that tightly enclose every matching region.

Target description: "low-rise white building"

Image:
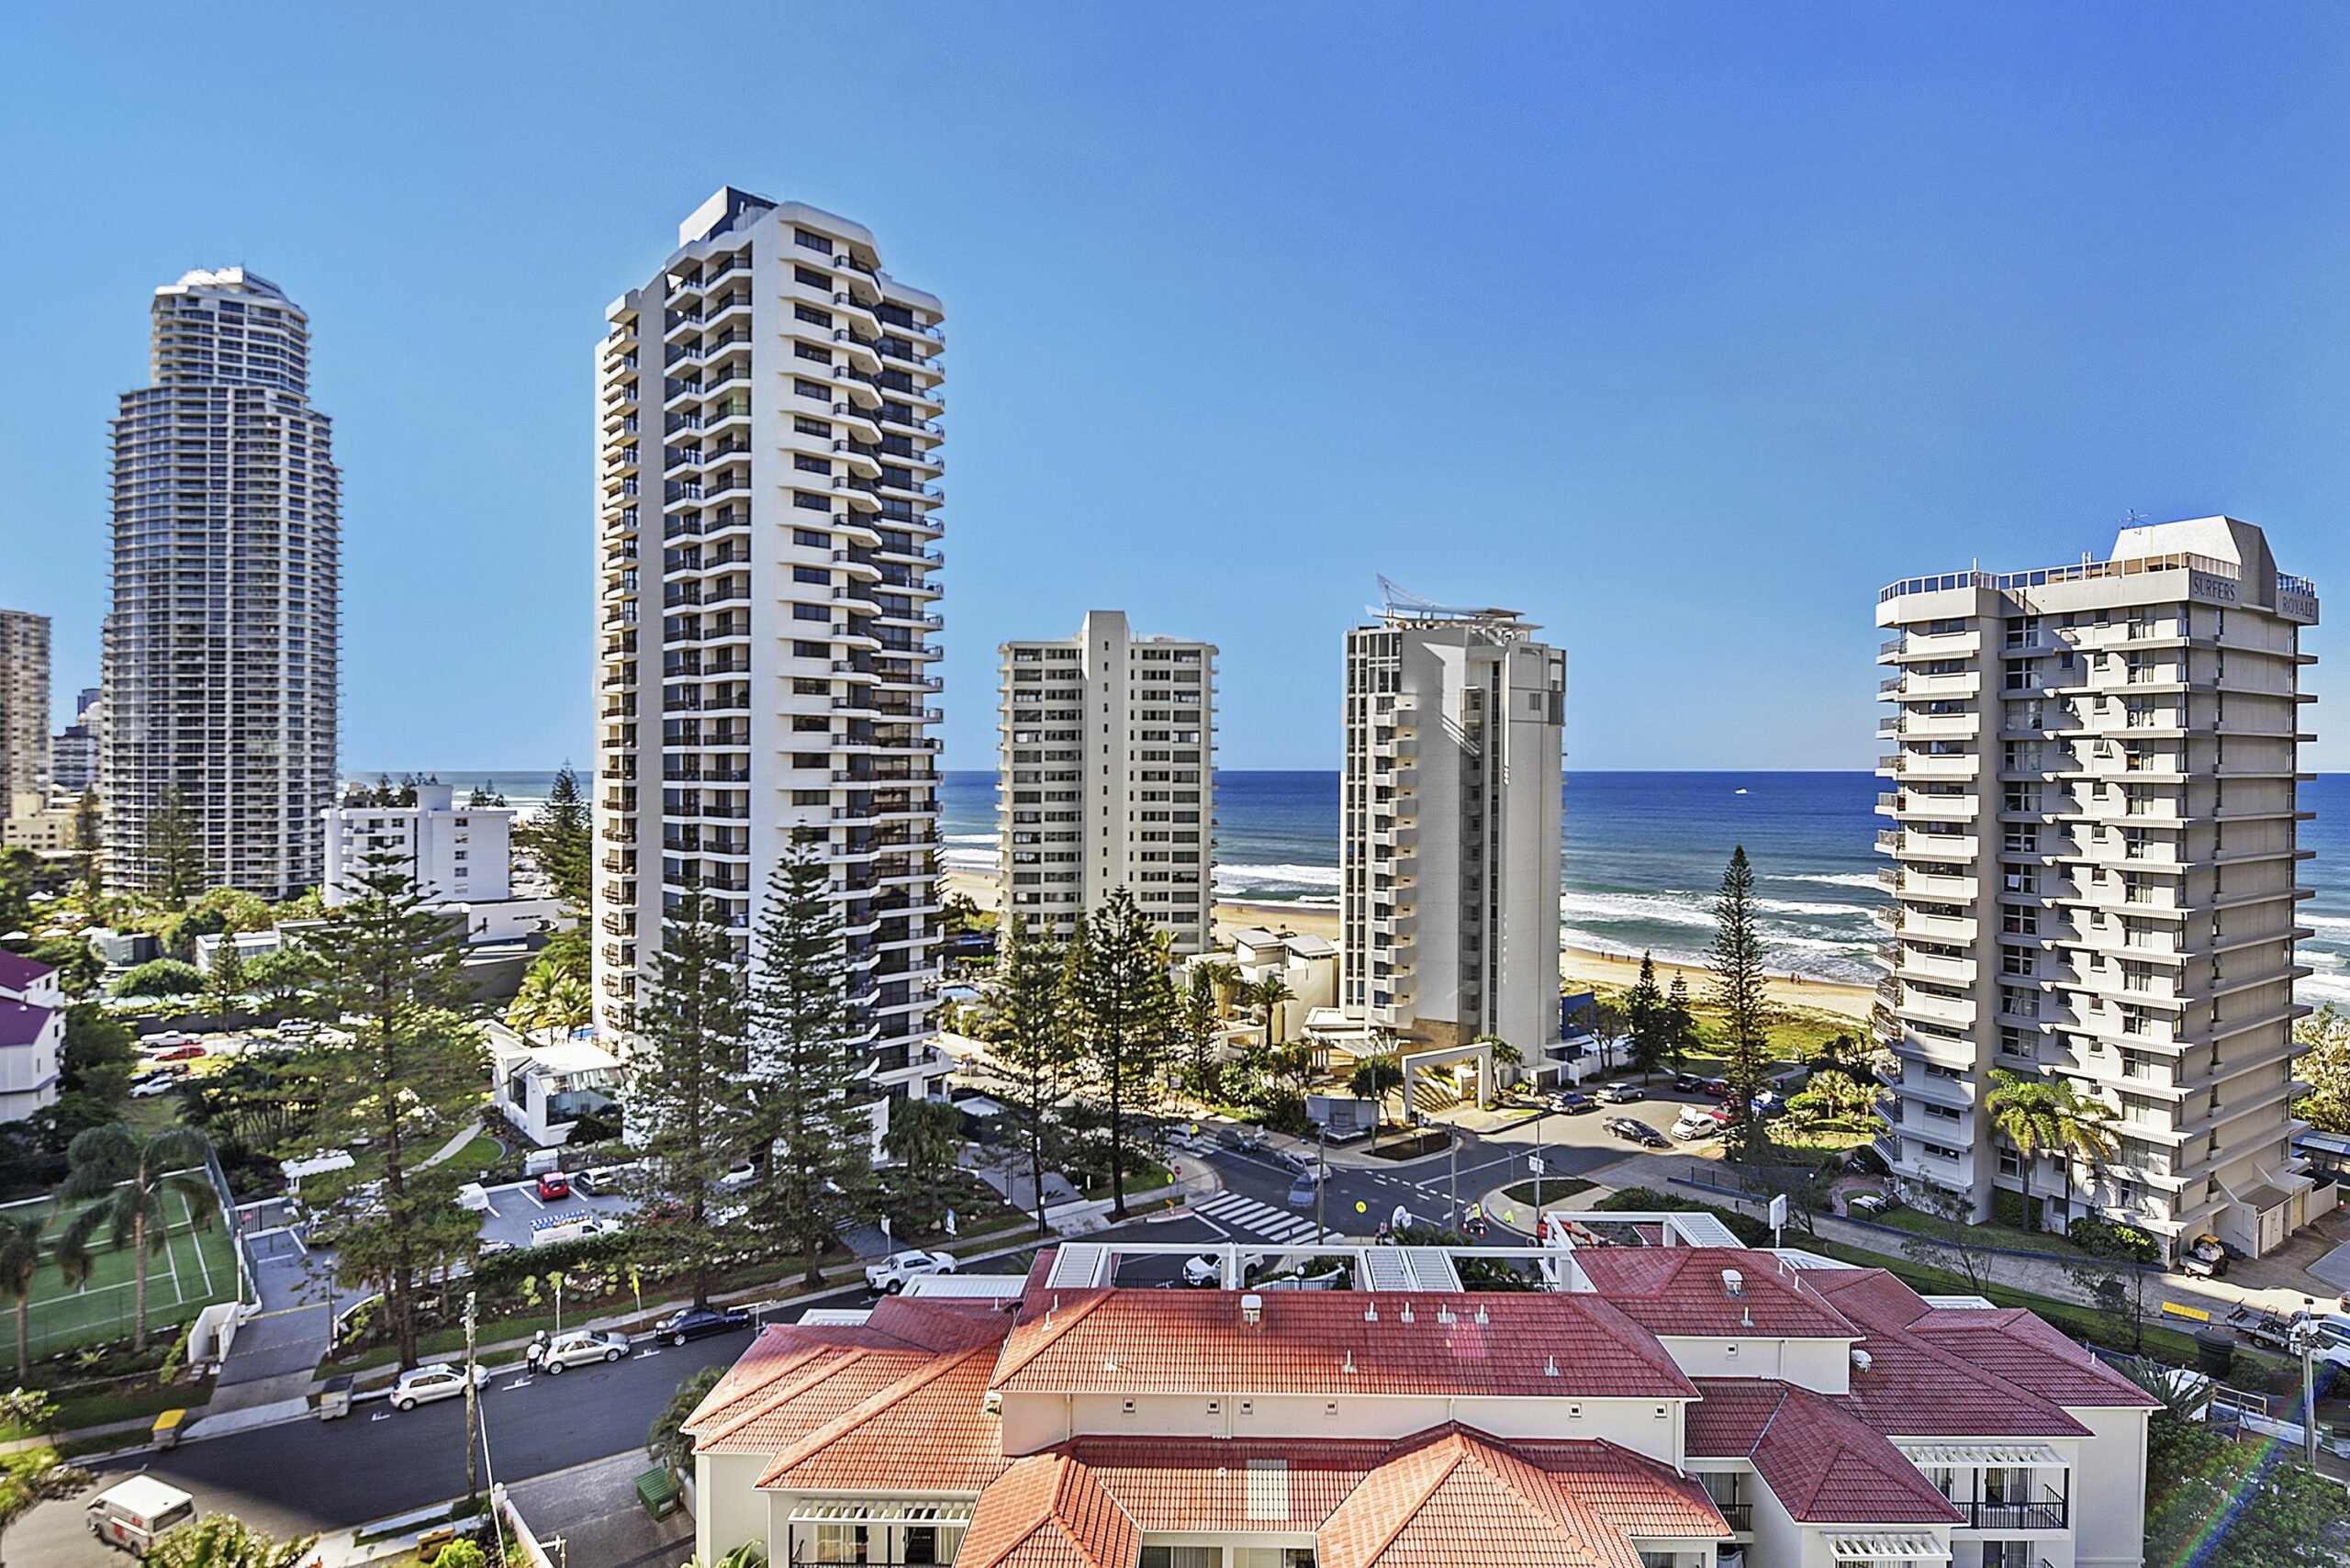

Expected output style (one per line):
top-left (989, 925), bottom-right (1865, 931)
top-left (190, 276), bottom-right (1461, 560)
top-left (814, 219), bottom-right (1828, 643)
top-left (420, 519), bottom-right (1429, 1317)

top-left (487, 1022), bottom-right (624, 1147)
top-left (323, 781), bottom-right (514, 905)
top-left (0, 952), bottom-right (64, 1122)
top-left (683, 1228), bottom-right (2155, 1568)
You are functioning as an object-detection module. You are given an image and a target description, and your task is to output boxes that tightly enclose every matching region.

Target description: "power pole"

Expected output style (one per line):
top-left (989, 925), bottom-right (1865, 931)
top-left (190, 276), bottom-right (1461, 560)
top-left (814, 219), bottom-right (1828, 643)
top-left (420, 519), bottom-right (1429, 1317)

top-left (463, 1290), bottom-right (481, 1505)
top-left (1315, 1121), bottom-right (1328, 1243)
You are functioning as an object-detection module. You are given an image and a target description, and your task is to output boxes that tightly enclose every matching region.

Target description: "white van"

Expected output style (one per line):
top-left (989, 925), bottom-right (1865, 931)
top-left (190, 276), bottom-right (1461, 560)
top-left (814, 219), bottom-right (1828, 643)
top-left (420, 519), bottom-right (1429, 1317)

top-left (87, 1475), bottom-right (197, 1556)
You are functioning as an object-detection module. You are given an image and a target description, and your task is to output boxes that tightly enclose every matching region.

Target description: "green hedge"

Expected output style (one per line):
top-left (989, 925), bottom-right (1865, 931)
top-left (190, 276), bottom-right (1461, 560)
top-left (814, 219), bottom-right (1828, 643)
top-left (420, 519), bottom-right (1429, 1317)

top-left (1593, 1186), bottom-right (1774, 1247)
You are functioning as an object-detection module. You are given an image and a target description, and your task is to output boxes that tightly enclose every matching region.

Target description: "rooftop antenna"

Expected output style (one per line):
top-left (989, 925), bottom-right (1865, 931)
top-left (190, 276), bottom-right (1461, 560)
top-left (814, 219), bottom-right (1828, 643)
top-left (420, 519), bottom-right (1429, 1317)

top-left (2121, 509), bottom-right (2149, 528)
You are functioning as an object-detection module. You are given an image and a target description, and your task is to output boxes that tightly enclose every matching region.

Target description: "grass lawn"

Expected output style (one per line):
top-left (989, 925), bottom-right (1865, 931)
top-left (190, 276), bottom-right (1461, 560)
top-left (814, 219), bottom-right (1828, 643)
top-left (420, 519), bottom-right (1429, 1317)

top-left (0, 1181), bottom-right (241, 1357)
top-left (1584, 986), bottom-right (1858, 1066)
top-left (1077, 1158), bottom-right (1174, 1201)
top-left (437, 1133), bottom-right (504, 1176)
top-left (1859, 1203), bottom-right (2084, 1258)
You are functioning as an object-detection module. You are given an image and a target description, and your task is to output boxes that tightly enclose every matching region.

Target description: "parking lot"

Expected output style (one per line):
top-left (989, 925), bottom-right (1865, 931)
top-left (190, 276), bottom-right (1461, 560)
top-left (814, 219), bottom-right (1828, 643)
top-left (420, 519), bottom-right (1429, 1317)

top-left (468, 1173), bottom-right (639, 1250)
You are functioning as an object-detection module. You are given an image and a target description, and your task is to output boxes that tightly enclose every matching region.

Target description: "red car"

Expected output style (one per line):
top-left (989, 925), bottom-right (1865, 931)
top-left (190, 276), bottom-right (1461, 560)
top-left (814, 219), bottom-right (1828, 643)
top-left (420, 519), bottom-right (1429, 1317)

top-left (157, 1045), bottom-right (207, 1062)
top-left (1700, 1077), bottom-right (1730, 1098)
top-left (535, 1171), bottom-right (572, 1201)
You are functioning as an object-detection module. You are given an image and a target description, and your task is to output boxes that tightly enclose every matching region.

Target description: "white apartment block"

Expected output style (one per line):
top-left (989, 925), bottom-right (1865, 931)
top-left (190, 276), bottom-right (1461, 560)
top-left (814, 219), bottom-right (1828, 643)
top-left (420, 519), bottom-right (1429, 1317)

top-left (1875, 516), bottom-right (2319, 1260)
top-left (323, 781), bottom-right (513, 905)
top-left (593, 188), bottom-right (948, 1105)
top-left (997, 611), bottom-right (1215, 953)
top-left (1340, 588), bottom-right (1564, 1064)
top-left (104, 267), bottom-right (340, 899)
top-left (0, 610), bottom-right (51, 822)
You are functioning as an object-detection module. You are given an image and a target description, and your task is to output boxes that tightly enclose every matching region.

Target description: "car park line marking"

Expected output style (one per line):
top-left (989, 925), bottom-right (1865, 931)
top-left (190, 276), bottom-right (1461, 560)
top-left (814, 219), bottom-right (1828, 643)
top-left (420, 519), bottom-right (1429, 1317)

top-left (639, 1348), bottom-right (661, 1357)
top-left (372, 1411), bottom-right (392, 1421)
top-left (521, 1189), bottom-right (545, 1210)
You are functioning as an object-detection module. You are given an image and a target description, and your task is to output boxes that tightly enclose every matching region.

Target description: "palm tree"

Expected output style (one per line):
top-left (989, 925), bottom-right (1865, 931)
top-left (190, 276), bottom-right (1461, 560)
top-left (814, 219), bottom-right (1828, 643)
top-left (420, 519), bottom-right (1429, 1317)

top-left (1248, 974), bottom-right (1292, 1053)
top-left (0, 1215), bottom-right (43, 1381)
top-left (1195, 961), bottom-right (1242, 1021)
top-left (55, 1125), bottom-right (219, 1351)
top-left (648, 1364), bottom-right (723, 1482)
top-left (2049, 1080), bottom-right (2121, 1226)
top-left (507, 963), bottom-right (592, 1045)
top-left (1985, 1069), bottom-right (2065, 1232)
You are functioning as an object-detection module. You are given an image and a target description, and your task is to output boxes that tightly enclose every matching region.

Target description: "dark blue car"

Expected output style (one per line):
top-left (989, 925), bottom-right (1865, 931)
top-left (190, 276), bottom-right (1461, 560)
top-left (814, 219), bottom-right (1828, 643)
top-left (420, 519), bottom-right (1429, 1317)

top-left (653, 1305), bottom-right (751, 1346)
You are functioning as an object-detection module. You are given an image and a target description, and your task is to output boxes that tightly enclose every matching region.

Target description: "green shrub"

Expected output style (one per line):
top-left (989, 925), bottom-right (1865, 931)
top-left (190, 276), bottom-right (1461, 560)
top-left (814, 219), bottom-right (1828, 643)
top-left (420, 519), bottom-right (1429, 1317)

top-left (113, 959), bottom-right (206, 999)
top-left (468, 1230), bottom-right (633, 1295)
top-left (2068, 1214), bottom-right (2159, 1262)
top-left (1991, 1188), bottom-right (2029, 1229)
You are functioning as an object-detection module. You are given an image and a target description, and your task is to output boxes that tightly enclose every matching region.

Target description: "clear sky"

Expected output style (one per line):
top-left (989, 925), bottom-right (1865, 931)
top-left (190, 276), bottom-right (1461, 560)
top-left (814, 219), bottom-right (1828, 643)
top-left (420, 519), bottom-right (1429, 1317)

top-left (4, 4), bottom-right (2345, 773)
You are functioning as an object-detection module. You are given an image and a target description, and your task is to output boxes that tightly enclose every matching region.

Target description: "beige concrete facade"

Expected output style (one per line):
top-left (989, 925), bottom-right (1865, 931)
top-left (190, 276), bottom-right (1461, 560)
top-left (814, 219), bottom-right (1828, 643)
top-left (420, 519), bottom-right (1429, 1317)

top-left (996, 610), bottom-right (1215, 953)
top-left (1874, 516), bottom-right (2320, 1260)
top-left (591, 189), bottom-right (948, 1103)
top-left (0, 610), bottom-right (50, 824)
top-left (1340, 589), bottom-right (1564, 1068)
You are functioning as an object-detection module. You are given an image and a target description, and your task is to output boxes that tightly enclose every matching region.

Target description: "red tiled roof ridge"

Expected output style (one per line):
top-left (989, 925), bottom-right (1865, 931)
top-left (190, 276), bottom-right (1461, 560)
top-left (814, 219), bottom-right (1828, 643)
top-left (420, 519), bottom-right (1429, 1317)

top-left (1904, 1309), bottom-right (2161, 1410)
top-left (992, 1288), bottom-right (1119, 1386)
top-left (695, 1345), bottom-right (901, 1447)
top-left (762, 1343), bottom-right (1003, 1481)
top-left (1858, 1317), bottom-right (2088, 1436)
top-left (681, 1337), bottom-right (835, 1437)
top-left (962, 1452), bottom-right (1138, 1568)
top-left (1326, 1430), bottom-right (1473, 1568)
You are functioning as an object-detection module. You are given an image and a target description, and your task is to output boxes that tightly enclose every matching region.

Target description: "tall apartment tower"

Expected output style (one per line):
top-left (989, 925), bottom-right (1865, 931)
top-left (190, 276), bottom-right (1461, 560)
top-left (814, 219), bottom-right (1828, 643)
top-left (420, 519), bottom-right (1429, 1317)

top-left (1875, 516), bottom-right (2319, 1261)
top-left (0, 611), bottom-right (50, 821)
top-left (996, 611), bottom-right (1216, 952)
top-left (593, 189), bottom-right (948, 1106)
top-left (104, 268), bottom-right (339, 899)
top-left (1340, 586), bottom-right (1565, 1063)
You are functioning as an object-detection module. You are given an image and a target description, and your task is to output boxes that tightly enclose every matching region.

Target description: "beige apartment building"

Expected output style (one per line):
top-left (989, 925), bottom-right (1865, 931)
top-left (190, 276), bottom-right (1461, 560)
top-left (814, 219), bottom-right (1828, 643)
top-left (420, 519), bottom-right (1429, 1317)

top-left (0, 610), bottom-right (50, 823)
top-left (996, 611), bottom-right (1215, 953)
top-left (592, 188), bottom-right (949, 1107)
top-left (1337, 586), bottom-right (1564, 1070)
top-left (1875, 516), bottom-right (2319, 1260)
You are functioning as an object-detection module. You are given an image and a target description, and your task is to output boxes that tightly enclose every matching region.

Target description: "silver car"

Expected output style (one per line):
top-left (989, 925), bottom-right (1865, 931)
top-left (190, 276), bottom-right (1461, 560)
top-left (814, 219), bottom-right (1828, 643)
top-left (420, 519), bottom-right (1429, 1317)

top-left (528, 1328), bottom-right (632, 1374)
top-left (391, 1361), bottom-right (491, 1410)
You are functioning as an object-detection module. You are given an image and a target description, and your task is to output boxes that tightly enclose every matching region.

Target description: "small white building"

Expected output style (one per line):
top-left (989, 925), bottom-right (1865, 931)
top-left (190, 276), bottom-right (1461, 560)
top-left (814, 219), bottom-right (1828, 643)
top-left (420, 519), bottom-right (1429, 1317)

top-left (1223, 927), bottom-right (1339, 1016)
top-left (487, 1022), bottom-right (624, 1147)
top-left (0, 951), bottom-right (64, 1122)
top-left (323, 781), bottom-right (513, 906)
top-left (193, 929), bottom-right (284, 974)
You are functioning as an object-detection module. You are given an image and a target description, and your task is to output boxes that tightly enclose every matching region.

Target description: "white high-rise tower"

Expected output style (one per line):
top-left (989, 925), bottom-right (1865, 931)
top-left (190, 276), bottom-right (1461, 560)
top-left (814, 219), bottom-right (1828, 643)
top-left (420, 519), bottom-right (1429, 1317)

top-left (1875, 516), bottom-right (2319, 1260)
top-left (104, 268), bottom-right (340, 898)
top-left (592, 189), bottom-right (948, 1106)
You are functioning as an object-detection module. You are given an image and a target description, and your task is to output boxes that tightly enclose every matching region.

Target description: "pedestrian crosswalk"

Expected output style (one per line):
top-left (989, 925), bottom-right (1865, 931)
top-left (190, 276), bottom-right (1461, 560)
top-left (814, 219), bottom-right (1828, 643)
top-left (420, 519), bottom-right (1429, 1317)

top-left (1192, 1190), bottom-right (1330, 1245)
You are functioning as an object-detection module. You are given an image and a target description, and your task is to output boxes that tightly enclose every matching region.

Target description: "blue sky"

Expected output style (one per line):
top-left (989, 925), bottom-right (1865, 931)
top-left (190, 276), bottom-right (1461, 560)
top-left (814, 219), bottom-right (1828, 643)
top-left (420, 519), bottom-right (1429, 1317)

top-left (4, 4), bottom-right (2345, 772)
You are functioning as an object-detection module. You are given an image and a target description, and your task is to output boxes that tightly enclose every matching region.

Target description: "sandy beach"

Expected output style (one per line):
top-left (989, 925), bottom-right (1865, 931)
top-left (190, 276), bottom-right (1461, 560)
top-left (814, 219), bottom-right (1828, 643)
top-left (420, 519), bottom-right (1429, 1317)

top-left (944, 869), bottom-right (1876, 1023)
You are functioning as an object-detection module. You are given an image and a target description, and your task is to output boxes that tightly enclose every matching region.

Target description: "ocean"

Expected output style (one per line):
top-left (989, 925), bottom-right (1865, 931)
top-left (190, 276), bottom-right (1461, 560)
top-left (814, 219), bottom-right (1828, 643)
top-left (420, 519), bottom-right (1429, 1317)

top-left (940, 769), bottom-right (2350, 998)
top-left (366, 768), bottom-right (2350, 1000)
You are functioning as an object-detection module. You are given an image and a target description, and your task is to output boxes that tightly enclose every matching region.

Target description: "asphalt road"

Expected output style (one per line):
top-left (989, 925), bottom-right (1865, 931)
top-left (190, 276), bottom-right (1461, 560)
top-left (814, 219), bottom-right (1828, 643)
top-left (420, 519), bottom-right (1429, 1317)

top-left (17, 1322), bottom-right (765, 1568)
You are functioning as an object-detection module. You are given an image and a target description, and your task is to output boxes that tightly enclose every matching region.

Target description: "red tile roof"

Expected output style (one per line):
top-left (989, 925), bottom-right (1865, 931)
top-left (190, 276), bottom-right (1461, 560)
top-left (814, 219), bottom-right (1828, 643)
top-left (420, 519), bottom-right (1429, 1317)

top-left (1568, 1249), bottom-right (1859, 1339)
top-left (1902, 1308), bottom-right (2162, 1409)
top-left (1060, 1437), bottom-right (1389, 1530)
top-left (759, 1345), bottom-right (1011, 1492)
top-left (688, 1307), bottom-right (1017, 1462)
top-left (960, 1453), bottom-right (1138, 1568)
top-left (1687, 1380), bottom-right (1961, 1527)
top-left (1319, 1427), bottom-right (1720, 1568)
top-left (991, 1282), bottom-right (1694, 1401)
top-left (1796, 1269), bottom-right (2093, 1437)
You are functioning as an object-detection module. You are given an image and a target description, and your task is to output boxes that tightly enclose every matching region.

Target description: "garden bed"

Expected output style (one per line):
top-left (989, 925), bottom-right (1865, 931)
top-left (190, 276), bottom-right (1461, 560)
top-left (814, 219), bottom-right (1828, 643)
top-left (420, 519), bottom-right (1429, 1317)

top-left (1497, 1177), bottom-right (1595, 1206)
top-left (1367, 1131), bottom-right (1450, 1161)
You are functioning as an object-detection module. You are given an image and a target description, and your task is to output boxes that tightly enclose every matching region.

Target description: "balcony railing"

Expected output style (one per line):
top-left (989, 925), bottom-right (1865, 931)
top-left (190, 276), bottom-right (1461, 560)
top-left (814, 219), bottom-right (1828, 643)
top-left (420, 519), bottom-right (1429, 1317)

top-left (1959, 1495), bottom-right (2067, 1530)
top-left (1717, 1502), bottom-right (1753, 1530)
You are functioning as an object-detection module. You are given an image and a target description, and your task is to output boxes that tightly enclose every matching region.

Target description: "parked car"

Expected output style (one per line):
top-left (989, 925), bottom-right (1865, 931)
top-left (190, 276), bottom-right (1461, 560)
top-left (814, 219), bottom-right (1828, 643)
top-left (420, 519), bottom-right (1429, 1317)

top-left (534, 1170), bottom-right (572, 1201)
top-left (1669, 1110), bottom-right (1718, 1142)
top-left (528, 1327), bottom-right (632, 1373)
top-left (1840, 1146), bottom-right (1890, 1176)
top-left (866, 1249), bottom-right (959, 1294)
top-left (1595, 1082), bottom-right (1643, 1104)
top-left (652, 1305), bottom-right (751, 1346)
top-left (391, 1361), bottom-right (491, 1410)
top-left (155, 1045), bottom-right (207, 1062)
top-left (1182, 1251), bottom-right (1265, 1288)
top-left (129, 1078), bottom-right (180, 1099)
top-left (1605, 1116), bottom-right (1668, 1148)
top-left (1846, 1191), bottom-right (1901, 1217)
top-left (145, 1031), bottom-right (198, 1050)
top-left (274, 1018), bottom-right (319, 1037)
top-left (1671, 1072), bottom-right (1708, 1094)
top-left (572, 1163), bottom-right (638, 1196)
top-left (477, 1238), bottom-right (516, 1258)
top-left (1700, 1077), bottom-right (1731, 1098)
top-left (1551, 1091), bottom-right (1598, 1114)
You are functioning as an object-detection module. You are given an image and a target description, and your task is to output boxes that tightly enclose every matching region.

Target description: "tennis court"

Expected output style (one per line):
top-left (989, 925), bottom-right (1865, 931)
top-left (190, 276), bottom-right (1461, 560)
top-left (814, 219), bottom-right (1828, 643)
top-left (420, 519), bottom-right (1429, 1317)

top-left (0, 1170), bottom-right (244, 1355)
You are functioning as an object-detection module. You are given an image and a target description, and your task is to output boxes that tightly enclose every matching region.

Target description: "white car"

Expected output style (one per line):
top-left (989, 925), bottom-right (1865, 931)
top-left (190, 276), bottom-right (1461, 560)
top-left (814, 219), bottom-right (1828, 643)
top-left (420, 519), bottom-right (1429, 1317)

top-left (390, 1361), bottom-right (490, 1410)
top-left (1669, 1112), bottom-right (1716, 1142)
top-left (129, 1078), bottom-right (181, 1098)
top-left (529, 1328), bottom-right (632, 1373)
top-left (144, 1030), bottom-right (199, 1050)
top-left (1182, 1251), bottom-right (1264, 1288)
top-left (866, 1249), bottom-right (958, 1294)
